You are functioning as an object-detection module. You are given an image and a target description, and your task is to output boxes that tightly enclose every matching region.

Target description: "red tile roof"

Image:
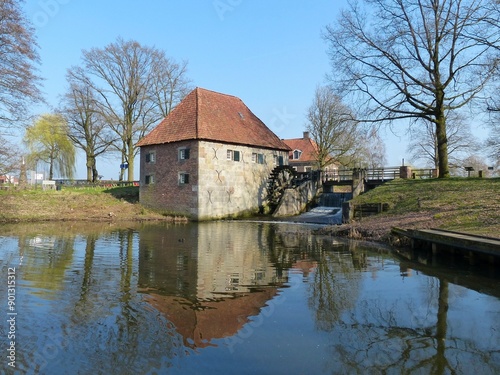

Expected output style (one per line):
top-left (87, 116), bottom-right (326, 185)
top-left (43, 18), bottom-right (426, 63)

top-left (137, 87), bottom-right (290, 151)
top-left (283, 136), bottom-right (319, 162)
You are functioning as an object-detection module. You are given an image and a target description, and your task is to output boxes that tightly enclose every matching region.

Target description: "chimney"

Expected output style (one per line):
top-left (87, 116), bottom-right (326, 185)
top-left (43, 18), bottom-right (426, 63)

top-left (303, 131), bottom-right (309, 139)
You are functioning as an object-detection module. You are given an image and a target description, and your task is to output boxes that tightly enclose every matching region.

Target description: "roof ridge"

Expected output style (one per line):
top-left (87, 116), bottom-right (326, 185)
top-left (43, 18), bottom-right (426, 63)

top-left (195, 86), bottom-right (241, 101)
top-left (195, 87), bottom-right (200, 139)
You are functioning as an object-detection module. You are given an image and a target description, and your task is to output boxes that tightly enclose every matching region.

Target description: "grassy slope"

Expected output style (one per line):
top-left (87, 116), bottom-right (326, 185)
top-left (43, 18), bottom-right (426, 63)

top-left (0, 186), bottom-right (173, 223)
top-left (331, 177), bottom-right (499, 239)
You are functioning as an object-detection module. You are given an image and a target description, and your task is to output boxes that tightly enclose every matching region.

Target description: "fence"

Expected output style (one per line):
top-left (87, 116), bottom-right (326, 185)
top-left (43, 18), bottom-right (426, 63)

top-left (0, 180), bottom-right (140, 191)
top-left (54, 180), bottom-right (140, 188)
top-left (411, 169), bottom-right (437, 179)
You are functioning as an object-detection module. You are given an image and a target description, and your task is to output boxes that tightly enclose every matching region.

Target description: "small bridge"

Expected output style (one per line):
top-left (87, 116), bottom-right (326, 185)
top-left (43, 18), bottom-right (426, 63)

top-left (323, 167), bottom-right (400, 183)
top-left (268, 165), bottom-right (436, 217)
top-left (294, 166), bottom-right (437, 194)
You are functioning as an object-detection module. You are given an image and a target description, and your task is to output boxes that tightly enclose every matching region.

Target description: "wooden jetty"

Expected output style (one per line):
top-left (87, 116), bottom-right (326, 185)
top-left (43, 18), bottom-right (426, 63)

top-left (392, 228), bottom-right (500, 263)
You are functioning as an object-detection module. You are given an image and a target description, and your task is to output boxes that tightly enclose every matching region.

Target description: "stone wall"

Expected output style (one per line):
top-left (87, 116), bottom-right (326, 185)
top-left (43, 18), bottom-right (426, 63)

top-left (272, 180), bottom-right (319, 217)
top-left (197, 140), bottom-right (288, 220)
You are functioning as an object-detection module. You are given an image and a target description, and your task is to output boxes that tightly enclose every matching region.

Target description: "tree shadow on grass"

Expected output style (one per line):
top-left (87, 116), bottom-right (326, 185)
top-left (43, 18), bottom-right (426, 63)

top-left (104, 186), bottom-right (139, 203)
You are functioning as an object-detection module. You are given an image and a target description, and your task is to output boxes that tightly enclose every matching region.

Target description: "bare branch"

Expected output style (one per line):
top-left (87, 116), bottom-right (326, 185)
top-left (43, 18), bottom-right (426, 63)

top-left (325, 0), bottom-right (500, 177)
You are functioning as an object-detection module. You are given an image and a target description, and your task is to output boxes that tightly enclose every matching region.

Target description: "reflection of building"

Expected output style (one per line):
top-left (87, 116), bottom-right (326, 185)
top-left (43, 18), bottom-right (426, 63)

top-left (146, 290), bottom-right (278, 349)
top-left (138, 222), bottom-right (287, 349)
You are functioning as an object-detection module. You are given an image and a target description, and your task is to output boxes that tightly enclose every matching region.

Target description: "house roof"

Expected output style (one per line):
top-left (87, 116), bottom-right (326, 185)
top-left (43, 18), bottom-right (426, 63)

top-left (282, 135), bottom-right (319, 163)
top-left (137, 87), bottom-right (290, 151)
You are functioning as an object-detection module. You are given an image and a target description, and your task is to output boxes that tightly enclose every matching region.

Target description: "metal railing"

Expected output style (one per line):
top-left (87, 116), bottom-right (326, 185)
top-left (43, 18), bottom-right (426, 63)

top-left (322, 167), bottom-right (401, 183)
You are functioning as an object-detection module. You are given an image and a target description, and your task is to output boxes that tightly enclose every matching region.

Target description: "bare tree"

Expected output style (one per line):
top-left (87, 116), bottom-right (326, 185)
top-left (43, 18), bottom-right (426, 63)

top-left (60, 76), bottom-right (114, 182)
top-left (0, 136), bottom-right (21, 177)
top-left (68, 38), bottom-right (190, 181)
top-left (486, 70), bottom-right (500, 167)
top-left (456, 154), bottom-right (492, 176)
top-left (353, 127), bottom-right (388, 168)
top-left (407, 112), bottom-right (479, 169)
top-left (485, 122), bottom-right (500, 167)
top-left (324, 0), bottom-right (500, 178)
top-left (150, 59), bottom-right (191, 117)
top-left (306, 86), bottom-right (361, 169)
top-left (0, 0), bottom-right (43, 128)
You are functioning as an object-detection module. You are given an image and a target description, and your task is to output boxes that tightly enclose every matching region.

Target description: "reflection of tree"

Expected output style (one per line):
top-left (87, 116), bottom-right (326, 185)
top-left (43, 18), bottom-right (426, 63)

top-left (315, 269), bottom-right (497, 374)
top-left (309, 250), bottom-right (363, 330)
top-left (15, 227), bottom-right (185, 374)
top-left (19, 235), bottom-right (75, 296)
top-left (334, 278), bottom-right (453, 374)
top-left (434, 279), bottom-right (449, 375)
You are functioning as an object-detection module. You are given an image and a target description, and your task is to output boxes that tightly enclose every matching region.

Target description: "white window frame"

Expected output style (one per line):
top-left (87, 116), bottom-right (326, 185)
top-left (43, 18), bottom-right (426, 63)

top-left (178, 172), bottom-right (190, 185)
top-left (178, 148), bottom-right (190, 160)
top-left (293, 149), bottom-right (302, 160)
top-left (146, 151), bottom-right (156, 163)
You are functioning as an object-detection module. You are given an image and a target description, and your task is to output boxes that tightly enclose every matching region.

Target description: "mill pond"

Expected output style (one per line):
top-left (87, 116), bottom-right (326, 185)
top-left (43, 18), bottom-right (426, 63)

top-left (0, 221), bottom-right (499, 374)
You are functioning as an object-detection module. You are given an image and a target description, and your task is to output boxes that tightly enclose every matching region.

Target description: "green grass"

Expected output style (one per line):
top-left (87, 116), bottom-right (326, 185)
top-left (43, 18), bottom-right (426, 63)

top-left (351, 177), bottom-right (500, 236)
top-left (0, 186), bottom-right (159, 222)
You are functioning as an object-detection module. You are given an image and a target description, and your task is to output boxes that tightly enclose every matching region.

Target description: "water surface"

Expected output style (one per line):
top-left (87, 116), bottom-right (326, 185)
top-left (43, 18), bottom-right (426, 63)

top-left (0, 221), bottom-right (498, 374)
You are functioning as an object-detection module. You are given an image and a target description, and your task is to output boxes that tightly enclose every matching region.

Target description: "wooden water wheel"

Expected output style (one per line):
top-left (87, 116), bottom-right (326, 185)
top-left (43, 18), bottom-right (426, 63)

top-left (266, 165), bottom-right (296, 212)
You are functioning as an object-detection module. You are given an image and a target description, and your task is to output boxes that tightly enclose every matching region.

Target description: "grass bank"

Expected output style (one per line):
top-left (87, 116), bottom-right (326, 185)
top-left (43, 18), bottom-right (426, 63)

top-left (0, 186), bottom-right (184, 223)
top-left (319, 177), bottom-right (500, 241)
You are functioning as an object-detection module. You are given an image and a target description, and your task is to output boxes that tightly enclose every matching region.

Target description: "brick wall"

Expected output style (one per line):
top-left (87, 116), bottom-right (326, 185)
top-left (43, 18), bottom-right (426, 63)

top-left (139, 140), bottom-right (199, 216)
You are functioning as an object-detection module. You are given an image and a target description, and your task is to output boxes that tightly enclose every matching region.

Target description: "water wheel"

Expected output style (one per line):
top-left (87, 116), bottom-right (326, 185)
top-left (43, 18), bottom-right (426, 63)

top-left (266, 165), bottom-right (296, 212)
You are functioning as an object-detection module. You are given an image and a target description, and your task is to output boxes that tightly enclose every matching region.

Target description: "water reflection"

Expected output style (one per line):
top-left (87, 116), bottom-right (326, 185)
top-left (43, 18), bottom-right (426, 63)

top-left (138, 222), bottom-right (286, 349)
top-left (0, 222), bottom-right (498, 374)
top-left (308, 245), bottom-right (500, 374)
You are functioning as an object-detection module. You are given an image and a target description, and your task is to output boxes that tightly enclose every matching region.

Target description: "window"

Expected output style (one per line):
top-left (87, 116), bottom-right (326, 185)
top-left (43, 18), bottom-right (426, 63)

top-left (178, 148), bottom-right (190, 160)
top-left (145, 174), bottom-right (155, 185)
top-left (145, 152), bottom-right (156, 163)
top-left (179, 172), bottom-right (189, 184)
top-left (293, 149), bottom-right (302, 160)
top-left (252, 153), bottom-right (265, 164)
top-left (227, 149), bottom-right (240, 161)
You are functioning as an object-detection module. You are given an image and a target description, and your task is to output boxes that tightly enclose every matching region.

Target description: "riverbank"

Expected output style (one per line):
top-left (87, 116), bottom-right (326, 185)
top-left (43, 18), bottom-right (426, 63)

top-left (1, 179), bottom-right (498, 243)
top-left (316, 177), bottom-right (500, 242)
top-left (0, 186), bottom-right (185, 223)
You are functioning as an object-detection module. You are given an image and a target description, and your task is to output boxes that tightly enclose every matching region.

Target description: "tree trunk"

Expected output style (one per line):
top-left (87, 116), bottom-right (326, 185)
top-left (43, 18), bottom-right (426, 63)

top-left (86, 157), bottom-right (93, 182)
top-left (127, 138), bottom-right (134, 182)
top-left (49, 160), bottom-right (54, 180)
top-left (119, 163), bottom-right (125, 182)
top-left (435, 117), bottom-right (449, 178)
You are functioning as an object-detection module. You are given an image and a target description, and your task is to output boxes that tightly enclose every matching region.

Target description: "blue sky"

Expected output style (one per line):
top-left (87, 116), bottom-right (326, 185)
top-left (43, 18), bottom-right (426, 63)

top-left (23, 0), bottom-right (413, 179)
